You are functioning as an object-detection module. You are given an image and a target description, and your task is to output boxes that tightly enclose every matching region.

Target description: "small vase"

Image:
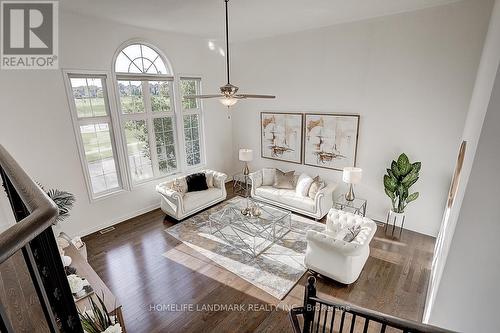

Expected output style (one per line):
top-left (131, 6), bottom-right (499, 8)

top-left (386, 210), bottom-right (406, 237)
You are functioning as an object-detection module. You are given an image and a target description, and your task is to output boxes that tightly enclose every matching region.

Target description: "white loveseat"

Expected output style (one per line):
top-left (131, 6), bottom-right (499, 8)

top-left (248, 168), bottom-right (336, 220)
top-left (156, 170), bottom-right (227, 220)
top-left (305, 209), bottom-right (377, 284)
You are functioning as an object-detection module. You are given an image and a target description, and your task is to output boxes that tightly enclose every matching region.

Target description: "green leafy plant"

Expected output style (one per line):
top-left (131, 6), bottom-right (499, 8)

top-left (383, 153), bottom-right (421, 213)
top-left (38, 184), bottom-right (76, 223)
top-left (79, 293), bottom-right (119, 333)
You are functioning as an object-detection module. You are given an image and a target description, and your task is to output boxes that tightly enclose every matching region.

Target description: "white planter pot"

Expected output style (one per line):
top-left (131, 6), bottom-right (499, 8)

top-left (386, 210), bottom-right (406, 236)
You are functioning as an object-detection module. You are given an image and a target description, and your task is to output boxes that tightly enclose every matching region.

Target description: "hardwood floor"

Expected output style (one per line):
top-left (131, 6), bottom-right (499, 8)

top-left (83, 182), bottom-right (435, 333)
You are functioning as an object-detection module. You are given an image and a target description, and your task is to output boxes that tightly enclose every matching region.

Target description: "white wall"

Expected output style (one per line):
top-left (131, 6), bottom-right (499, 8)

top-left (0, 11), bottom-right (232, 237)
top-left (428, 66), bottom-right (500, 333)
top-left (424, 0), bottom-right (500, 322)
top-left (230, 0), bottom-right (492, 236)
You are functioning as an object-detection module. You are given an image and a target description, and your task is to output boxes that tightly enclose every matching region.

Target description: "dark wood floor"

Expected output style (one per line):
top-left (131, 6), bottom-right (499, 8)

top-left (83, 182), bottom-right (435, 333)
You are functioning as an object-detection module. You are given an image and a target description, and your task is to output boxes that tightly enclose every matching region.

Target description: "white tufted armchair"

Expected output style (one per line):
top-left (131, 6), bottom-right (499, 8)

top-left (304, 209), bottom-right (377, 284)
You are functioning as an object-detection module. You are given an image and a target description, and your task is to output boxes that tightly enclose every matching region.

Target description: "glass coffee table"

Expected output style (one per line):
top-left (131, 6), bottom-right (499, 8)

top-left (209, 198), bottom-right (292, 257)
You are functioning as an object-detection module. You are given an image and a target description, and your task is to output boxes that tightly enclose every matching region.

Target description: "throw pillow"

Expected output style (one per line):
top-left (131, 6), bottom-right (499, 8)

top-left (343, 225), bottom-right (362, 242)
top-left (308, 176), bottom-right (326, 199)
top-left (295, 173), bottom-right (314, 197)
top-left (262, 168), bottom-right (276, 186)
top-left (170, 178), bottom-right (187, 195)
top-left (273, 169), bottom-right (295, 189)
top-left (186, 173), bottom-right (209, 192)
top-left (205, 172), bottom-right (214, 188)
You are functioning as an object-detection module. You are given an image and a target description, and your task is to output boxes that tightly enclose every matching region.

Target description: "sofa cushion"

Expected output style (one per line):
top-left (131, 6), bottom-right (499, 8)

top-left (295, 173), bottom-right (314, 197)
top-left (186, 173), bottom-right (208, 192)
top-left (274, 169), bottom-right (295, 189)
top-left (183, 188), bottom-right (222, 212)
top-left (262, 168), bottom-right (276, 186)
top-left (255, 186), bottom-right (315, 212)
top-left (308, 176), bottom-right (325, 199)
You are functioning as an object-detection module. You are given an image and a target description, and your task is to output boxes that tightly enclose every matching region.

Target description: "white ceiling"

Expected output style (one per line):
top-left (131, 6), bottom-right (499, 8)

top-left (61, 0), bottom-right (460, 42)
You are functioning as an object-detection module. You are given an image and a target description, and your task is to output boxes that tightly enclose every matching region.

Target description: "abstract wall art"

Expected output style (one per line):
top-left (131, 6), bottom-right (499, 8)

top-left (261, 112), bottom-right (303, 164)
top-left (303, 114), bottom-right (360, 171)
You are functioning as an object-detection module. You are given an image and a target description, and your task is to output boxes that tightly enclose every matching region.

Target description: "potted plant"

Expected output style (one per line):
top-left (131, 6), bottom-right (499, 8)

top-left (79, 293), bottom-right (122, 333)
top-left (383, 153), bottom-right (421, 232)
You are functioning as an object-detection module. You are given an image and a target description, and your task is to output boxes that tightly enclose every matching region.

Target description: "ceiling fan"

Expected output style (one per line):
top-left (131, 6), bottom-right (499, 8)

top-left (184, 0), bottom-right (275, 107)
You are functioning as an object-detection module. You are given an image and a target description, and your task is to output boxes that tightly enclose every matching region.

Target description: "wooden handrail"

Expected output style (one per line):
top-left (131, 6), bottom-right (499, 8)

top-left (0, 144), bottom-right (58, 264)
top-left (308, 296), bottom-right (453, 333)
top-left (290, 276), bottom-right (456, 333)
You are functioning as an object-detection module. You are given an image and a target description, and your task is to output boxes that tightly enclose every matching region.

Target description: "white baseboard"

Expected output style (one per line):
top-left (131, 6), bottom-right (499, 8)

top-left (79, 202), bottom-right (161, 237)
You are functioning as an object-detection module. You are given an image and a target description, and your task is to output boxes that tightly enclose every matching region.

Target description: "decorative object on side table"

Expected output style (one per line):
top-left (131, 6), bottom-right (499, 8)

top-left (383, 153), bottom-right (421, 237)
top-left (334, 194), bottom-right (367, 216)
top-left (342, 167), bottom-right (362, 201)
top-left (79, 293), bottom-right (122, 333)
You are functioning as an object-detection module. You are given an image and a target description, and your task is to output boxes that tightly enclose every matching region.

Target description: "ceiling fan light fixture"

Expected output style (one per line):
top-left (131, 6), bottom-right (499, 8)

top-left (219, 96), bottom-right (238, 107)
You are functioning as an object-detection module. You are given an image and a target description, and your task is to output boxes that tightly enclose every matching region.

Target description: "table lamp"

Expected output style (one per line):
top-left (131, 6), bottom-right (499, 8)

top-left (343, 167), bottom-right (362, 201)
top-left (239, 149), bottom-right (253, 175)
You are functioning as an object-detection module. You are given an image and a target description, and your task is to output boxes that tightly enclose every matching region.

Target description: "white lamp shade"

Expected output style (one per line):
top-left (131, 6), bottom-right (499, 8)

top-left (239, 149), bottom-right (253, 162)
top-left (343, 167), bottom-right (362, 184)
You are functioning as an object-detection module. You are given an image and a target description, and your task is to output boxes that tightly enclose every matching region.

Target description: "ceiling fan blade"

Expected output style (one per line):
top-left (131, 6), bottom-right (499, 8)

top-left (235, 94), bottom-right (276, 99)
top-left (184, 94), bottom-right (223, 99)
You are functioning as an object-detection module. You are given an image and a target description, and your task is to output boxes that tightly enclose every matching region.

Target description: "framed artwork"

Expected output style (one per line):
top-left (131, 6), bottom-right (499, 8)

top-left (303, 113), bottom-right (360, 171)
top-left (261, 112), bottom-right (303, 164)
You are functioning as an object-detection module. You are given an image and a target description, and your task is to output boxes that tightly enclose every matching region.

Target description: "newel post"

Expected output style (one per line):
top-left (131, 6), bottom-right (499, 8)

top-left (303, 275), bottom-right (317, 333)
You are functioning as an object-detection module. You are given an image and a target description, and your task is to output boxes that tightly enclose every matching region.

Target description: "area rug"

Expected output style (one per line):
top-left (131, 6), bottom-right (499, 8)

top-left (164, 197), bottom-right (325, 299)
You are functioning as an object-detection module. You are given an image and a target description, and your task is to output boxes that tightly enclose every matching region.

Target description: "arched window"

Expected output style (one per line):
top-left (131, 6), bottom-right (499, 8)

top-left (115, 44), bottom-right (169, 74)
top-left (114, 42), bottom-right (179, 184)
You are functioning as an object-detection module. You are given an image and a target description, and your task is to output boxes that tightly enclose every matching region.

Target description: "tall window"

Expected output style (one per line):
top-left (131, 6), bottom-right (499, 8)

top-left (115, 43), bottom-right (179, 184)
top-left (66, 74), bottom-right (122, 198)
top-left (181, 78), bottom-right (203, 167)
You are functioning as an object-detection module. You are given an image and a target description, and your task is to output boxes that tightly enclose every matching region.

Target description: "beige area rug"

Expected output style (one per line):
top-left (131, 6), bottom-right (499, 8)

top-left (164, 197), bottom-right (325, 299)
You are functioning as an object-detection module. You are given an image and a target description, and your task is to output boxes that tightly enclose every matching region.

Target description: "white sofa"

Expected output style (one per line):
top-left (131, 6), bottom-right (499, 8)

top-left (156, 170), bottom-right (227, 220)
top-left (248, 168), bottom-right (336, 220)
top-left (305, 209), bottom-right (377, 284)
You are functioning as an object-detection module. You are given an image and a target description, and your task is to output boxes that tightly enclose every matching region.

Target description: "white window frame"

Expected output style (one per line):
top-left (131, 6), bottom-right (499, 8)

top-left (63, 70), bottom-right (128, 201)
top-left (178, 76), bottom-right (206, 171)
top-left (115, 75), bottom-right (180, 186)
top-left (112, 40), bottom-right (183, 187)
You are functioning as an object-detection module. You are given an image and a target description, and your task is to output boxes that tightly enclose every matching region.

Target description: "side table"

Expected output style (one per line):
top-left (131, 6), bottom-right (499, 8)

top-left (334, 194), bottom-right (367, 217)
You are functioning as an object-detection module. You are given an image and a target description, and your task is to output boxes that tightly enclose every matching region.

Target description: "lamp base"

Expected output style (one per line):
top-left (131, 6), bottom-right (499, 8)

top-left (345, 184), bottom-right (355, 201)
top-left (243, 162), bottom-right (249, 176)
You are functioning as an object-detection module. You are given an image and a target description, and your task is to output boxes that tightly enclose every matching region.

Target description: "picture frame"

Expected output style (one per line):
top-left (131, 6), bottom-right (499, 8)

top-left (260, 112), bottom-right (304, 164)
top-left (303, 113), bottom-right (360, 171)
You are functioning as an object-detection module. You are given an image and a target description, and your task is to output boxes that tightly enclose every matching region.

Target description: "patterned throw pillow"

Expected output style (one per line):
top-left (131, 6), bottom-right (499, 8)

top-left (273, 169), bottom-right (295, 189)
top-left (170, 178), bottom-right (187, 196)
top-left (343, 225), bottom-right (362, 242)
top-left (308, 176), bottom-right (326, 199)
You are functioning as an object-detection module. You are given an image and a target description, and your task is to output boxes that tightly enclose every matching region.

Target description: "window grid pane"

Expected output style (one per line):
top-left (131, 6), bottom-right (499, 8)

top-left (71, 78), bottom-right (107, 118)
top-left (183, 114), bottom-right (201, 166)
top-left (181, 79), bottom-right (199, 110)
top-left (124, 120), bottom-right (153, 183)
top-left (79, 123), bottom-right (120, 194)
top-left (118, 80), bottom-right (145, 114)
top-left (154, 117), bottom-right (177, 175)
top-left (150, 81), bottom-right (171, 112)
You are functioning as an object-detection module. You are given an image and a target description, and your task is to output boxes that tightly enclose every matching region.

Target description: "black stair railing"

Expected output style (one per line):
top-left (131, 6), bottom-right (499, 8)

top-left (290, 275), bottom-right (455, 333)
top-left (0, 144), bottom-right (83, 332)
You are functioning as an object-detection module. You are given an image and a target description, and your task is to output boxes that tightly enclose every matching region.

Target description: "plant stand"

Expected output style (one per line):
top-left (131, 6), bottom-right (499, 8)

top-left (385, 210), bottom-right (406, 237)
